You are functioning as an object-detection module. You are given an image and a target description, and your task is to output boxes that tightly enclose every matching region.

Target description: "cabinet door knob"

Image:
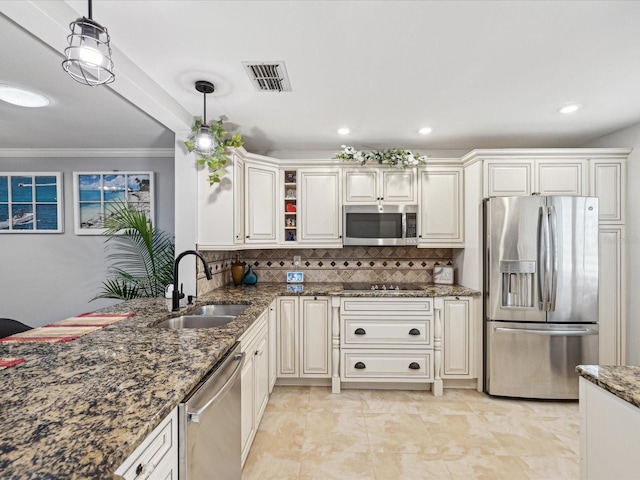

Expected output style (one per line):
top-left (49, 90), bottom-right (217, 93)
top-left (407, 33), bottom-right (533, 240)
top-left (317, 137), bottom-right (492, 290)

top-left (409, 362), bottom-right (421, 370)
top-left (409, 328), bottom-right (421, 336)
top-left (354, 361), bottom-right (366, 369)
top-left (246, 235), bottom-right (250, 239)
top-left (354, 328), bottom-right (366, 335)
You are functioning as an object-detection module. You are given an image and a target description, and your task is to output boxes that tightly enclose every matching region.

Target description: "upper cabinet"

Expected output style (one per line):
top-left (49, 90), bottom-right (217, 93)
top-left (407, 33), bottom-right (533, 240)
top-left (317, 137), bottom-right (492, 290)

top-left (590, 160), bottom-right (625, 224)
top-left (418, 167), bottom-right (464, 246)
top-left (483, 160), bottom-right (534, 197)
top-left (244, 160), bottom-right (278, 245)
top-left (535, 160), bottom-right (586, 196)
top-left (197, 149), bottom-right (279, 250)
top-left (298, 168), bottom-right (342, 246)
top-left (344, 169), bottom-right (416, 204)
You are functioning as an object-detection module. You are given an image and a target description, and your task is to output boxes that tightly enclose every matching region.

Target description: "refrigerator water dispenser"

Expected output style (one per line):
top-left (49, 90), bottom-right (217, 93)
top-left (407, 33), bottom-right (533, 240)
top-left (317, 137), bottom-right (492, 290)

top-left (500, 260), bottom-right (535, 308)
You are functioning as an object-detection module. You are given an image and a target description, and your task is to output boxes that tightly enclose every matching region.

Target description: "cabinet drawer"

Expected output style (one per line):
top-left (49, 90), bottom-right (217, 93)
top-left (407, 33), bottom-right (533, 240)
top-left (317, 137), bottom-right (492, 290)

top-left (341, 298), bottom-right (432, 314)
top-left (342, 318), bottom-right (431, 347)
top-left (115, 408), bottom-right (177, 480)
top-left (341, 350), bottom-right (432, 380)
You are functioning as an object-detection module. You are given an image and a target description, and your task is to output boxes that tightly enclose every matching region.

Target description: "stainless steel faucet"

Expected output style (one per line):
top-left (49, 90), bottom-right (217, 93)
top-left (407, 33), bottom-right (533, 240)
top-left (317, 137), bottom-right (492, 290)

top-left (172, 250), bottom-right (212, 311)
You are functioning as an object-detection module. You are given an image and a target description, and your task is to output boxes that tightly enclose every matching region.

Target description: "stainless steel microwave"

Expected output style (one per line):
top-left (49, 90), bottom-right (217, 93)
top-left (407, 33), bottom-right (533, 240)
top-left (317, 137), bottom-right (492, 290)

top-left (343, 205), bottom-right (418, 246)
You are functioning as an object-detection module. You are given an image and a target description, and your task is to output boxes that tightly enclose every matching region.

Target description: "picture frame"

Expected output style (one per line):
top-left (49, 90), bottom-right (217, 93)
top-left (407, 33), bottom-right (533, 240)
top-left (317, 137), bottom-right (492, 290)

top-left (0, 172), bottom-right (63, 233)
top-left (287, 271), bottom-right (304, 283)
top-left (73, 171), bottom-right (154, 235)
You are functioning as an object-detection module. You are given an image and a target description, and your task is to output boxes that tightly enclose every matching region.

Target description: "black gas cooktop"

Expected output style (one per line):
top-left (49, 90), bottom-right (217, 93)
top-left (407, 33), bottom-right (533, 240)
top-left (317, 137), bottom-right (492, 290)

top-left (340, 283), bottom-right (424, 291)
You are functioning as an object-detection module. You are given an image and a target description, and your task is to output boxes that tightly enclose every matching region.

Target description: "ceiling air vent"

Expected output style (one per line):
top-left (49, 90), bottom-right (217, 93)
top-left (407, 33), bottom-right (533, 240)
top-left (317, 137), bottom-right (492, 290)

top-left (242, 61), bottom-right (291, 92)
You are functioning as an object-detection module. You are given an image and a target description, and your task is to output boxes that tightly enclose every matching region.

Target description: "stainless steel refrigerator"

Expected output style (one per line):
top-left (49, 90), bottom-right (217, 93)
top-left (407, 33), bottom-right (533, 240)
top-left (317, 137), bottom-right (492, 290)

top-left (483, 196), bottom-right (599, 399)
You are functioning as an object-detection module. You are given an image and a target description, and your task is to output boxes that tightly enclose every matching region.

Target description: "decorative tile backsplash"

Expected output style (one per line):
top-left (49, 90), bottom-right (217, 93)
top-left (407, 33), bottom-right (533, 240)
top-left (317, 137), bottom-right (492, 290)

top-left (197, 247), bottom-right (453, 296)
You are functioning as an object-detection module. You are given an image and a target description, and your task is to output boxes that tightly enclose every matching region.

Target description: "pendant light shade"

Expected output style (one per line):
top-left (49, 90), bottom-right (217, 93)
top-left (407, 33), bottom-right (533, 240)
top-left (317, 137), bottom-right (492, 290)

top-left (62, 0), bottom-right (115, 87)
top-left (194, 81), bottom-right (216, 157)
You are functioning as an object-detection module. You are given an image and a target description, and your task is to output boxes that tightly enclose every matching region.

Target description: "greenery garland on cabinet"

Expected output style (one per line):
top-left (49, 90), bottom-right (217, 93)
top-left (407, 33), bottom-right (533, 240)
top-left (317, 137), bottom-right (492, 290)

top-left (334, 145), bottom-right (427, 168)
top-left (185, 118), bottom-right (244, 186)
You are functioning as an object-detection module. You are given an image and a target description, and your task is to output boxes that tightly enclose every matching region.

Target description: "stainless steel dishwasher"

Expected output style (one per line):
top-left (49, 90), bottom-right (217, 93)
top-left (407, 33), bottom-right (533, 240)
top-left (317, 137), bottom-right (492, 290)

top-left (178, 343), bottom-right (244, 480)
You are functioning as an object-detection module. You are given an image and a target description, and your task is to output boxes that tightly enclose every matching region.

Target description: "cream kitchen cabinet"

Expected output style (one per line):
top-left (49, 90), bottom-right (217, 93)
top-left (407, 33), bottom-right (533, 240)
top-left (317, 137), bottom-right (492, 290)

top-left (268, 300), bottom-right (277, 392)
top-left (276, 296), bottom-right (331, 379)
top-left (590, 159), bottom-right (626, 224)
top-left (115, 407), bottom-right (178, 480)
top-left (579, 377), bottom-right (640, 480)
top-left (418, 167), bottom-right (464, 246)
top-left (338, 297), bottom-right (437, 393)
top-left (599, 226), bottom-right (626, 365)
top-left (198, 149), bottom-right (278, 249)
top-left (298, 168), bottom-right (342, 246)
top-left (483, 159), bottom-right (586, 197)
top-left (240, 310), bottom-right (270, 465)
top-left (437, 296), bottom-right (474, 379)
top-left (343, 169), bottom-right (417, 204)
top-left (197, 151), bottom-right (243, 249)
top-left (244, 160), bottom-right (278, 245)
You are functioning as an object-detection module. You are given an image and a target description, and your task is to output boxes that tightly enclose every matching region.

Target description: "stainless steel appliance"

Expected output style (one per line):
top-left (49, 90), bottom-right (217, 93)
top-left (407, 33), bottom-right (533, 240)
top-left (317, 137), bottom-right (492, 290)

top-left (343, 204), bottom-right (418, 246)
top-left (179, 343), bottom-right (244, 479)
top-left (484, 196), bottom-right (599, 399)
top-left (341, 282), bottom-right (423, 291)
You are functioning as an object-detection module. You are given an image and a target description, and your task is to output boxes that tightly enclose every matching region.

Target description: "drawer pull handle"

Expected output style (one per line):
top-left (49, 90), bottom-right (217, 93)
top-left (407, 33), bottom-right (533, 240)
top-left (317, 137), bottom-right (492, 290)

top-left (354, 328), bottom-right (366, 335)
top-left (409, 362), bottom-right (421, 370)
top-left (354, 361), bottom-right (366, 369)
top-left (409, 328), bottom-right (421, 336)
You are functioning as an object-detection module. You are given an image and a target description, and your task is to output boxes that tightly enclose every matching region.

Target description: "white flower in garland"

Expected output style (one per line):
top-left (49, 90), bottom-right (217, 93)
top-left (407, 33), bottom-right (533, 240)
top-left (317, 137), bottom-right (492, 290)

top-left (334, 145), bottom-right (427, 168)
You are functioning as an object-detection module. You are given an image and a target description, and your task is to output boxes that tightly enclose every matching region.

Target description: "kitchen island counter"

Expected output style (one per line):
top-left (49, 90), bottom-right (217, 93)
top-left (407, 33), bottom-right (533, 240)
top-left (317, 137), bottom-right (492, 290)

top-left (576, 364), bottom-right (640, 409)
top-left (0, 282), bottom-right (478, 479)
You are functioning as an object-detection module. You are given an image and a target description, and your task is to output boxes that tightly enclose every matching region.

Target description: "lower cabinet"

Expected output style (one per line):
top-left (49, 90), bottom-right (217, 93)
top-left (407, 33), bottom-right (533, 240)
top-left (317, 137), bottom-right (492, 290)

top-left (268, 300), bottom-right (277, 392)
top-left (240, 309), bottom-right (270, 466)
top-left (339, 297), bottom-right (435, 387)
top-left (276, 296), bottom-right (331, 379)
top-left (599, 226), bottom-right (626, 365)
top-left (438, 296), bottom-right (474, 379)
top-left (115, 407), bottom-right (178, 480)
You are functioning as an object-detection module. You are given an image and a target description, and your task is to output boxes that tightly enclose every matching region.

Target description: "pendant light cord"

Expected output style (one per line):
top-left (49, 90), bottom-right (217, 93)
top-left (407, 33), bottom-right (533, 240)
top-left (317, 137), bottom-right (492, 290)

top-left (202, 91), bottom-right (207, 124)
top-left (88, 0), bottom-right (92, 19)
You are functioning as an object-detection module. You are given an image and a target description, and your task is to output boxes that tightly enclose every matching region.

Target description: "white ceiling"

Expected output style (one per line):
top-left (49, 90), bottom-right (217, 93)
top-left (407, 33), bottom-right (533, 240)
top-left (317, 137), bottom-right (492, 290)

top-left (2, 1), bottom-right (640, 155)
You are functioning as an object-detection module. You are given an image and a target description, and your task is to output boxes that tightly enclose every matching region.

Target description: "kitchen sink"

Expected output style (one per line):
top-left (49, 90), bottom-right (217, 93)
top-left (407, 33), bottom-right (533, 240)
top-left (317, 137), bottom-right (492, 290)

top-left (151, 303), bottom-right (250, 329)
top-left (192, 304), bottom-right (249, 316)
top-left (152, 315), bottom-right (237, 329)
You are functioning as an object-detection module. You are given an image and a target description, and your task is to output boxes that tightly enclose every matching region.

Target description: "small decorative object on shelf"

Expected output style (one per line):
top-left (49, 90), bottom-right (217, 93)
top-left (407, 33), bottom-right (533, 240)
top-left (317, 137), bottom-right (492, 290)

top-left (334, 145), bottom-right (427, 168)
top-left (286, 172), bottom-right (296, 183)
top-left (287, 231), bottom-right (296, 241)
top-left (230, 254), bottom-right (245, 286)
top-left (242, 265), bottom-right (258, 285)
top-left (285, 203), bottom-right (297, 213)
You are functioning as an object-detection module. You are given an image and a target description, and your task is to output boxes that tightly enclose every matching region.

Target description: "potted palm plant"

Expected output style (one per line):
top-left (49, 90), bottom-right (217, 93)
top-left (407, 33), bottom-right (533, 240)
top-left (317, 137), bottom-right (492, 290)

top-left (93, 202), bottom-right (175, 300)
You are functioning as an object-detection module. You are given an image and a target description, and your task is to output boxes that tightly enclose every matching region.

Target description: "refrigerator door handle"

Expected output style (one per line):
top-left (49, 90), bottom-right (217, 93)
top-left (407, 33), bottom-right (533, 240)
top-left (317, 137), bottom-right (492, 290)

top-left (494, 326), bottom-right (598, 336)
top-left (549, 205), bottom-right (558, 311)
top-left (538, 206), bottom-right (549, 311)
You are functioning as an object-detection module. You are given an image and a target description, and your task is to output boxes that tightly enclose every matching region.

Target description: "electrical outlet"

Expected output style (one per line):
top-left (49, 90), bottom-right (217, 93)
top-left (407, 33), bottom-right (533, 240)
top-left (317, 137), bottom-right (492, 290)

top-left (293, 255), bottom-right (301, 266)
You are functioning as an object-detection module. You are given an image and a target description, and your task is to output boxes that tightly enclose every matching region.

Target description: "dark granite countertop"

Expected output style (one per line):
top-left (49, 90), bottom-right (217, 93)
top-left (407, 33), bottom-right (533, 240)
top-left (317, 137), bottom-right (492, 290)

top-left (577, 365), bottom-right (640, 409)
top-left (0, 282), bottom-right (479, 479)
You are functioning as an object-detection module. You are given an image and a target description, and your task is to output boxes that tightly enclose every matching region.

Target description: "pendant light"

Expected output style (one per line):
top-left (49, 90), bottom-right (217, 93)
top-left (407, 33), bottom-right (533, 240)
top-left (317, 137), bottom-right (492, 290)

top-left (62, 0), bottom-right (115, 87)
top-left (194, 81), bottom-right (216, 157)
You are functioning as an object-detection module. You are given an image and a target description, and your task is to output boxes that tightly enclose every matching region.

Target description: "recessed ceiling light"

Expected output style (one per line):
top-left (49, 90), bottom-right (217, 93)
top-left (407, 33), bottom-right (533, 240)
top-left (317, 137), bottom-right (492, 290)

top-left (559, 104), bottom-right (582, 114)
top-left (419, 127), bottom-right (433, 135)
top-left (0, 85), bottom-right (50, 108)
top-left (337, 128), bottom-right (350, 135)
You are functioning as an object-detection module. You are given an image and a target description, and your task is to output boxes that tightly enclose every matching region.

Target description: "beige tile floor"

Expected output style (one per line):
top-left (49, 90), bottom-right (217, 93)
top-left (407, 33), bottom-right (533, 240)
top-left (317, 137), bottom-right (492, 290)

top-left (242, 386), bottom-right (579, 480)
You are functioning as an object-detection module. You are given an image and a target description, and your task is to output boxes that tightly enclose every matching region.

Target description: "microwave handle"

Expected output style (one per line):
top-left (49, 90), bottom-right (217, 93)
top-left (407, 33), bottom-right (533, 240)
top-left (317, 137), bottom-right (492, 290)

top-left (402, 213), bottom-right (407, 239)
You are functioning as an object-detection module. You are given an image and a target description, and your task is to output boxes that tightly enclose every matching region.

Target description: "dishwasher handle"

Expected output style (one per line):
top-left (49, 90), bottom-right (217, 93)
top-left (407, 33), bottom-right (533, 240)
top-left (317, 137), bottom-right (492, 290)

top-left (188, 352), bottom-right (244, 424)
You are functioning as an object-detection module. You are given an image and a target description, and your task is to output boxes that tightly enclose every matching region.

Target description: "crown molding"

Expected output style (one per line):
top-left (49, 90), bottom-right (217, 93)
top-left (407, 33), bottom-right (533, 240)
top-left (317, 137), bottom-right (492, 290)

top-left (460, 147), bottom-right (632, 166)
top-left (0, 148), bottom-right (175, 158)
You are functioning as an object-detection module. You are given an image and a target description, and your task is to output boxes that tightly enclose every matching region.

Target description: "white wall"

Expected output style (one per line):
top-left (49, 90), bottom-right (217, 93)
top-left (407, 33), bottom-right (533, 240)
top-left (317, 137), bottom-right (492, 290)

top-left (583, 122), bottom-right (639, 365)
top-left (0, 155), bottom-right (174, 327)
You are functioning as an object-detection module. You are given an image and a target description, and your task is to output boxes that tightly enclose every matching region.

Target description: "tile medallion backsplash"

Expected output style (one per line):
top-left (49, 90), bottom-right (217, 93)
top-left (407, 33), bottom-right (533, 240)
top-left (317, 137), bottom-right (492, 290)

top-left (197, 247), bottom-right (453, 296)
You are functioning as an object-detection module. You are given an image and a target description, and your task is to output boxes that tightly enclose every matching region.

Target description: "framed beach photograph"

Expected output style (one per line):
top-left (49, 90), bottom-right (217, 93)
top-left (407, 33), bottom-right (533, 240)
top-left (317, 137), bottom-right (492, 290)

top-left (0, 172), bottom-right (63, 233)
top-left (72, 172), bottom-right (155, 235)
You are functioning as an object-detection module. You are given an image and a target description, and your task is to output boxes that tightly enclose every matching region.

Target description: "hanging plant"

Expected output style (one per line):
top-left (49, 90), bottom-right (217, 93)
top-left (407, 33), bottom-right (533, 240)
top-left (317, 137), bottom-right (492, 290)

top-left (185, 118), bottom-right (244, 186)
top-left (334, 145), bottom-right (427, 168)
